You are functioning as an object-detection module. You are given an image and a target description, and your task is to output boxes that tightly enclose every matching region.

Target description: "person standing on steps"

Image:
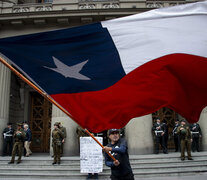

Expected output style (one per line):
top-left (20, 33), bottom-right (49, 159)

top-left (58, 122), bottom-right (67, 157)
top-left (8, 123), bottom-right (25, 164)
top-left (152, 118), bottom-right (167, 154)
top-left (2, 123), bottom-right (14, 156)
top-left (52, 122), bottom-right (64, 165)
top-left (190, 123), bottom-right (202, 152)
top-left (103, 129), bottom-right (134, 180)
top-left (177, 119), bottom-right (193, 161)
top-left (172, 119), bottom-right (180, 152)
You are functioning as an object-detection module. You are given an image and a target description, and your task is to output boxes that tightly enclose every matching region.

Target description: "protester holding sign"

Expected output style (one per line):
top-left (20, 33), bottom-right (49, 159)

top-left (103, 129), bottom-right (134, 180)
top-left (80, 135), bottom-right (102, 180)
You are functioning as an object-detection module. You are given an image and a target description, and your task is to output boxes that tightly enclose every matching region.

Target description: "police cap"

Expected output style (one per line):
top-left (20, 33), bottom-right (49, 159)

top-left (108, 129), bottom-right (120, 135)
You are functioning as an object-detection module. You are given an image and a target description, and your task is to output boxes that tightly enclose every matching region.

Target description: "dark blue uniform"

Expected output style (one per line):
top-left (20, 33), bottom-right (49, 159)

top-left (2, 127), bottom-right (14, 156)
top-left (152, 122), bottom-right (167, 154)
top-left (190, 123), bottom-right (202, 152)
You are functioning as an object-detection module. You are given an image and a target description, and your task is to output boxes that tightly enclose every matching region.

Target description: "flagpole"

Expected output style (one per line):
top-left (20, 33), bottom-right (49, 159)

top-left (0, 56), bottom-right (116, 162)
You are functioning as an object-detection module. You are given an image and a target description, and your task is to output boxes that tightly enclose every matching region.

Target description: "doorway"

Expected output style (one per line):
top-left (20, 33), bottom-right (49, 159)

top-left (152, 107), bottom-right (177, 149)
top-left (30, 92), bottom-right (52, 152)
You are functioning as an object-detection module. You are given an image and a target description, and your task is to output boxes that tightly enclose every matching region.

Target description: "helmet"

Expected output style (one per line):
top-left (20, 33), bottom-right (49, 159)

top-left (16, 132), bottom-right (22, 138)
top-left (181, 129), bottom-right (187, 135)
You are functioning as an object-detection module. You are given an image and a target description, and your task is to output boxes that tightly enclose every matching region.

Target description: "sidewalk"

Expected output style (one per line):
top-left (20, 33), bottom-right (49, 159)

top-left (138, 173), bottom-right (207, 180)
top-left (1, 173), bottom-right (207, 180)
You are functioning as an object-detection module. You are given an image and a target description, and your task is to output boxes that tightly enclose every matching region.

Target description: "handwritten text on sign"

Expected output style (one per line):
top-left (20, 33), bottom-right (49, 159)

top-left (80, 137), bottom-right (103, 173)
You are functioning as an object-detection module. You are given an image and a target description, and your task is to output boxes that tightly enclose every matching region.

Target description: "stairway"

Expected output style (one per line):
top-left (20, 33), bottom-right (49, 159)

top-left (0, 152), bottom-right (207, 179)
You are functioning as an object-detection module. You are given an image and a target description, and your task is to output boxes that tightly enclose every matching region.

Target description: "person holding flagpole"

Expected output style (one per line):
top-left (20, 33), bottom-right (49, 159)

top-left (103, 129), bottom-right (134, 180)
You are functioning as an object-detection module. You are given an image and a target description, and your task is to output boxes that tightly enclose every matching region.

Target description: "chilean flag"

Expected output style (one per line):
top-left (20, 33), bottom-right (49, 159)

top-left (0, 1), bottom-right (207, 132)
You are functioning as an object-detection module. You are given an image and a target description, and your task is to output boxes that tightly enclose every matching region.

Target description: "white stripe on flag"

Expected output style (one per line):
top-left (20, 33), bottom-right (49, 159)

top-left (102, 1), bottom-right (207, 74)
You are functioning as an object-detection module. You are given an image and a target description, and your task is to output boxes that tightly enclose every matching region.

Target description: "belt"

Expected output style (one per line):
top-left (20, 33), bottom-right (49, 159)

top-left (155, 130), bottom-right (163, 136)
top-left (3, 133), bottom-right (13, 139)
top-left (191, 132), bottom-right (199, 134)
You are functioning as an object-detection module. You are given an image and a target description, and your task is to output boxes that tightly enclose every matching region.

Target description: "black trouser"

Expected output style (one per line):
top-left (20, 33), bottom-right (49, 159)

top-left (192, 137), bottom-right (200, 152)
top-left (111, 172), bottom-right (134, 180)
top-left (164, 135), bottom-right (168, 150)
top-left (174, 135), bottom-right (180, 152)
top-left (155, 136), bottom-right (167, 153)
top-left (3, 140), bottom-right (13, 156)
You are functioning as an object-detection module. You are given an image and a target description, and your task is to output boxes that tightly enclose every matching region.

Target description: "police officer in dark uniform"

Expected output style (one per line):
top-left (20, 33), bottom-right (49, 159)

top-left (177, 119), bottom-right (193, 161)
top-left (152, 118), bottom-right (167, 154)
top-left (190, 123), bottom-right (202, 152)
top-left (52, 122), bottom-right (64, 165)
top-left (162, 120), bottom-right (168, 151)
top-left (8, 123), bottom-right (25, 164)
top-left (172, 119), bottom-right (180, 152)
top-left (103, 129), bottom-right (134, 180)
top-left (2, 123), bottom-right (14, 156)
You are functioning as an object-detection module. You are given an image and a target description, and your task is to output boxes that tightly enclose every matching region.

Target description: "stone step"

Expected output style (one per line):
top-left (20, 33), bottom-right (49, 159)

top-left (0, 166), bottom-right (207, 179)
top-left (0, 152), bottom-right (207, 179)
top-left (0, 159), bottom-right (206, 168)
top-left (1, 154), bottom-right (207, 165)
top-left (0, 163), bottom-right (207, 174)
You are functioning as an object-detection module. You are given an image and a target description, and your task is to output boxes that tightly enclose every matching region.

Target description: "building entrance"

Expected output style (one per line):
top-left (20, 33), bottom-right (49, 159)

top-left (30, 92), bottom-right (52, 152)
top-left (153, 107), bottom-right (177, 150)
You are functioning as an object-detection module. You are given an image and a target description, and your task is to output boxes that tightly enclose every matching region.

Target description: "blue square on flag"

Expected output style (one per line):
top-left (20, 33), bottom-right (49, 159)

top-left (0, 23), bottom-right (125, 94)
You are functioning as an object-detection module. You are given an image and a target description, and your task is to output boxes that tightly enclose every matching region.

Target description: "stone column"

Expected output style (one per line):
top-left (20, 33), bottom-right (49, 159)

top-left (125, 114), bottom-right (154, 155)
top-left (198, 107), bottom-right (207, 151)
top-left (0, 63), bottom-right (11, 155)
top-left (50, 105), bottom-right (79, 156)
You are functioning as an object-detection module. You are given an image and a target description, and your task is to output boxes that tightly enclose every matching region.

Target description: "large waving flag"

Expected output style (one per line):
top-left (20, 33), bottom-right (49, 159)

top-left (0, 1), bottom-right (207, 132)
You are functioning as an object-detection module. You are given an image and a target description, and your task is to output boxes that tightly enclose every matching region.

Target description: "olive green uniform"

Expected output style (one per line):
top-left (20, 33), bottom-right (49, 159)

top-left (10, 129), bottom-right (25, 163)
top-left (52, 128), bottom-right (64, 163)
top-left (59, 126), bottom-right (67, 155)
top-left (177, 124), bottom-right (192, 160)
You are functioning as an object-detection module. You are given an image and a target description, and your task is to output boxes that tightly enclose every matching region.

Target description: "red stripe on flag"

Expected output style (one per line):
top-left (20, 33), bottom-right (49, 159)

top-left (51, 53), bottom-right (207, 132)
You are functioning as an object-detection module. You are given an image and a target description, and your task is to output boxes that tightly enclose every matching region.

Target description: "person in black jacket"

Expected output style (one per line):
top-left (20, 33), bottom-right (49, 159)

top-left (103, 129), bottom-right (134, 180)
top-left (190, 123), bottom-right (202, 152)
top-left (152, 118), bottom-right (167, 154)
top-left (172, 119), bottom-right (180, 152)
top-left (2, 123), bottom-right (14, 156)
top-left (162, 119), bottom-right (169, 152)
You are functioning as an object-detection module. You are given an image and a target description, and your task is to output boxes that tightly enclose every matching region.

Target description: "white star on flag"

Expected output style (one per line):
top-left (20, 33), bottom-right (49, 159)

top-left (44, 56), bottom-right (90, 80)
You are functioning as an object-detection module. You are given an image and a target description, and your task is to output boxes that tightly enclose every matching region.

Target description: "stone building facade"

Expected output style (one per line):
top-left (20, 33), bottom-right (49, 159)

top-left (0, 0), bottom-right (206, 156)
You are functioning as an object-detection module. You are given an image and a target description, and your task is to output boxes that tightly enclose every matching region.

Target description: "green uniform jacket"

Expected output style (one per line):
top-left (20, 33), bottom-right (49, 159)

top-left (59, 126), bottom-right (67, 139)
top-left (13, 129), bottom-right (26, 142)
top-left (52, 128), bottom-right (64, 145)
top-left (177, 125), bottom-right (192, 140)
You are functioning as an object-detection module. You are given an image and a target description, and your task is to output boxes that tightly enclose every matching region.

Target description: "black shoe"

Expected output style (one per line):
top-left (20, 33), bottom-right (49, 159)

top-left (86, 174), bottom-right (93, 179)
top-left (52, 162), bottom-right (56, 165)
top-left (17, 161), bottom-right (21, 164)
top-left (181, 158), bottom-right (185, 161)
top-left (8, 161), bottom-right (14, 164)
top-left (94, 173), bottom-right (99, 179)
top-left (58, 162), bottom-right (60, 165)
top-left (188, 157), bottom-right (193, 160)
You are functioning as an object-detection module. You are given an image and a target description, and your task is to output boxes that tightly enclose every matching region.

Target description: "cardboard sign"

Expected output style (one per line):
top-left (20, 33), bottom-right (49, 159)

top-left (80, 137), bottom-right (103, 173)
